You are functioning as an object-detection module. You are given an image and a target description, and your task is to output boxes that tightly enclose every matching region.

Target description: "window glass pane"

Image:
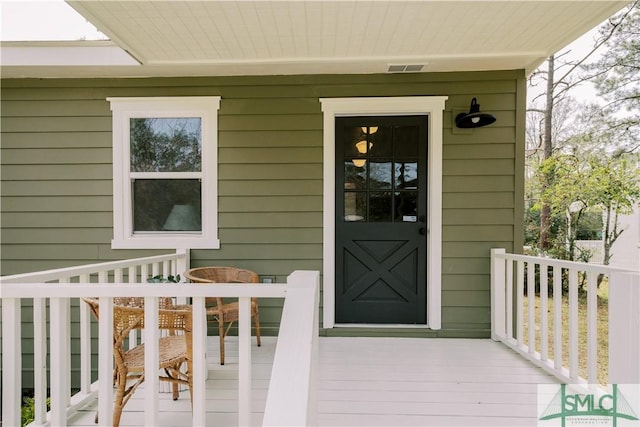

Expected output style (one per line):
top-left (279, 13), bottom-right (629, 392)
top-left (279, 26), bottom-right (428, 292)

top-left (344, 192), bottom-right (366, 222)
top-left (393, 125), bottom-right (419, 157)
top-left (395, 161), bottom-right (418, 189)
top-left (395, 191), bottom-right (418, 221)
top-left (369, 191), bottom-right (392, 222)
top-left (369, 160), bottom-right (392, 189)
top-left (130, 118), bottom-right (202, 172)
top-left (133, 179), bottom-right (201, 232)
top-left (370, 126), bottom-right (392, 156)
top-left (344, 161), bottom-right (367, 190)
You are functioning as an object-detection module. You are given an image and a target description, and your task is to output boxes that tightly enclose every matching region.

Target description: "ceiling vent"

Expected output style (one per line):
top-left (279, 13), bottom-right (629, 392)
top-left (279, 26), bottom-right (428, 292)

top-left (387, 64), bottom-right (425, 73)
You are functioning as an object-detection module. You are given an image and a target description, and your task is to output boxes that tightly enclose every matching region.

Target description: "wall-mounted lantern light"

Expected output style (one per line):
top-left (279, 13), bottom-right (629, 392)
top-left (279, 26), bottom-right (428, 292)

top-left (455, 98), bottom-right (496, 128)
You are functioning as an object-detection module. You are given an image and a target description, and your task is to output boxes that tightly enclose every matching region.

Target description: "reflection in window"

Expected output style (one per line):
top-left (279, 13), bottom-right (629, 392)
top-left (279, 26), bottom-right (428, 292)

top-left (344, 161), bottom-right (367, 190)
top-left (370, 160), bottom-right (392, 189)
top-left (395, 162), bottom-right (418, 189)
top-left (369, 191), bottom-right (393, 222)
top-left (133, 179), bottom-right (201, 232)
top-left (130, 118), bottom-right (201, 172)
top-left (395, 191), bottom-right (418, 221)
top-left (344, 189), bottom-right (366, 221)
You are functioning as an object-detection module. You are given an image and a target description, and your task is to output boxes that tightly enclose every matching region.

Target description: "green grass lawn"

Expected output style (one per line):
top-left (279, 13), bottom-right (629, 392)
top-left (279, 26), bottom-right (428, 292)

top-left (522, 281), bottom-right (609, 385)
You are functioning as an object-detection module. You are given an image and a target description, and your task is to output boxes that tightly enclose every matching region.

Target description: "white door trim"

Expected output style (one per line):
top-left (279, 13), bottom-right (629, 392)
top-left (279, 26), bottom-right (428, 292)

top-left (320, 96), bottom-right (448, 330)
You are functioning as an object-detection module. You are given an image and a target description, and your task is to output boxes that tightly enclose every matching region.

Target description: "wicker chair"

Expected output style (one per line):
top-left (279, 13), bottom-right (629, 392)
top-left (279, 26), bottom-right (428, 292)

top-left (183, 266), bottom-right (261, 365)
top-left (82, 297), bottom-right (193, 427)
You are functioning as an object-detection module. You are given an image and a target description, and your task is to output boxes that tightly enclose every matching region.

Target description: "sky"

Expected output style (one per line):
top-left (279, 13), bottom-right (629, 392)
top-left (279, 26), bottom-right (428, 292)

top-left (1, 0), bottom-right (107, 41)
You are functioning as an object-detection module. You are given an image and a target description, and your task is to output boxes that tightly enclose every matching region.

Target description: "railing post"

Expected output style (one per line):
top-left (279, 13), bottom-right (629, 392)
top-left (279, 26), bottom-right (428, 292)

top-left (264, 270), bottom-right (320, 427)
top-left (491, 248), bottom-right (506, 341)
top-left (609, 271), bottom-right (640, 384)
top-left (2, 298), bottom-right (22, 427)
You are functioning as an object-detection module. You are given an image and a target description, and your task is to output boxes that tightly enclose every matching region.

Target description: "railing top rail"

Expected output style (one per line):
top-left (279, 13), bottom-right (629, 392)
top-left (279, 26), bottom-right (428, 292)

top-left (0, 252), bottom-right (185, 283)
top-left (1, 282), bottom-right (288, 299)
top-left (493, 251), bottom-right (636, 274)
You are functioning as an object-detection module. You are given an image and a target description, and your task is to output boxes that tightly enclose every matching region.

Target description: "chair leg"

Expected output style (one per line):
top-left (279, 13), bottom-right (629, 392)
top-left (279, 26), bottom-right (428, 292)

top-left (253, 310), bottom-right (262, 347)
top-left (172, 373), bottom-right (179, 401)
top-left (218, 320), bottom-right (225, 365)
top-left (187, 359), bottom-right (194, 410)
top-left (113, 373), bottom-right (126, 427)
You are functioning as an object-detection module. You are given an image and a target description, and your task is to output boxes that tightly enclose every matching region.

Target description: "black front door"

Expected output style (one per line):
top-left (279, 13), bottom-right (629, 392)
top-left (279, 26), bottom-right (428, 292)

top-left (335, 116), bottom-right (428, 324)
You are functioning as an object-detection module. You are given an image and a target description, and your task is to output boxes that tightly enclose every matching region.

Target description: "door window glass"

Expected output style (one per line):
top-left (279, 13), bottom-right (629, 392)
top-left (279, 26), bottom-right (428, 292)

top-left (342, 123), bottom-right (421, 223)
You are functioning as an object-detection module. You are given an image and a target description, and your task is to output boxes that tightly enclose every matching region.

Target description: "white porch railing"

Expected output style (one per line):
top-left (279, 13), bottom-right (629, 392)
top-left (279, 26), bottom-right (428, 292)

top-left (1, 252), bottom-right (319, 427)
top-left (491, 248), bottom-right (640, 386)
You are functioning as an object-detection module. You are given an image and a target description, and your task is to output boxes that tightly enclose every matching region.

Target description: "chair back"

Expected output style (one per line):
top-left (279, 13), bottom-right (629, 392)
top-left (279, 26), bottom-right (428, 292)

top-left (183, 266), bottom-right (259, 311)
top-left (183, 266), bottom-right (258, 284)
top-left (82, 297), bottom-right (192, 352)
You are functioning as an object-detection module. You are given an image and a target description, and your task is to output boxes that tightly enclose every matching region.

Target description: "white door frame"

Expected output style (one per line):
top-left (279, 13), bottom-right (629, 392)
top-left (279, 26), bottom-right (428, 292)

top-left (320, 96), bottom-right (448, 329)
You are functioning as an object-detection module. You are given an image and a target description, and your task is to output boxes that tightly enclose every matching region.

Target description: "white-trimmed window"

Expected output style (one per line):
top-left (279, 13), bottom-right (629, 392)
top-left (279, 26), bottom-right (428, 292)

top-left (108, 96), bottom-right (221, 249)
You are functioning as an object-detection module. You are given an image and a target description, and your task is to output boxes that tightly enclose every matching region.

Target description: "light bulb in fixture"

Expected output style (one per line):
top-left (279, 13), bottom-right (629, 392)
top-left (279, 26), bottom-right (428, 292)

top-left (361, 126), bottom-right (378, 134)
top-left (355, 140), bottom-right (373, 154)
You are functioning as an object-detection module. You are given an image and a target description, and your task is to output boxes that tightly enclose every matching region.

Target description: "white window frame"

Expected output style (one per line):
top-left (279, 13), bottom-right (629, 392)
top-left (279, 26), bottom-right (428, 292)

top-left (319, 96), bottom-right (448, 330)
top-left (108, 96), bottom-right (221, 249)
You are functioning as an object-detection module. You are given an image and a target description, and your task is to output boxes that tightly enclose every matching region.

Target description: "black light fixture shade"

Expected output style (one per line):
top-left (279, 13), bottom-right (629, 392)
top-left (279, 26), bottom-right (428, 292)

top-left (455, 97), bottom-right (496, 128)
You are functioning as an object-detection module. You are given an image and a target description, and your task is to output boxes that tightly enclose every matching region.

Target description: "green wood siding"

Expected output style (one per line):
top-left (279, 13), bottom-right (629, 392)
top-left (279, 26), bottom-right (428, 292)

top-left (1, 70), bottom-right (525, 387)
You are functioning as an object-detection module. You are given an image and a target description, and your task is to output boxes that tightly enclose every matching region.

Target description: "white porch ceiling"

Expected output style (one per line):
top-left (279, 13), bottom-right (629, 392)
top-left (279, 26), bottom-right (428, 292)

top-left (2, 1), bottom-right (630, 78)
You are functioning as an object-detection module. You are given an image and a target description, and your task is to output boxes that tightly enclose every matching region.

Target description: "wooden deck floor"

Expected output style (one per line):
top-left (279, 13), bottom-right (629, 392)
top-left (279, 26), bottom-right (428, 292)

top-left (68, 336), bottom-right (559, 426)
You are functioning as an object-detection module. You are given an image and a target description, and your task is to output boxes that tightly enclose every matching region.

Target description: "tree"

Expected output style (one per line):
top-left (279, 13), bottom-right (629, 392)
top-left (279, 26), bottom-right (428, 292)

top-left (526, 1), bottom-right (639, 252)
top-left (537, 151), bottom-right (640, 268)
top-left (582, 1), bottom-right (640, 153)
top-left (583, 155), bottom-right (640, 267)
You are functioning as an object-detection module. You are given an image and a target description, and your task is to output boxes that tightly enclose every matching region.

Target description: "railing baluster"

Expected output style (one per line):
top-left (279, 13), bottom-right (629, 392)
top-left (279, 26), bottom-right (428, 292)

top-left (61, 277), bottom-right (72, 408)
top-left (34, 297), bottom-right (48, 424)
top-left (152, 262), bottom-right (160, 278)
top-left (144, 296), bottom-right (160, 426)
top-left (192, 296), bottom-right (207, 426)
top-left (141, 263), bottom-right (149, 283)
top-left (516, 260), bottom-right (524, 347)
top-left (238, 296), bottom-right (252, 427)
top-left (527, 261), bottom-right (535, 354)
top-left (163, 260), bottom-right (171, 278)
top-left (80, 273), bottom-right (92, 395)
top-left (569, 268), bottom-right (579, 379)
top-left (553, 266), bottom-right (562, 371)
top-left (128, 265), bottom-right (138, 349)
top-left (587, 271), bottom-right (598, 385)
top-left (540, 263), bottom-right (549, 362)
top-left (506, 260), bottom-right (513, 340)
top-left (50, 296), bottom-right (69, 426)
top-left (98, 297), bottom-right (114, 427)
